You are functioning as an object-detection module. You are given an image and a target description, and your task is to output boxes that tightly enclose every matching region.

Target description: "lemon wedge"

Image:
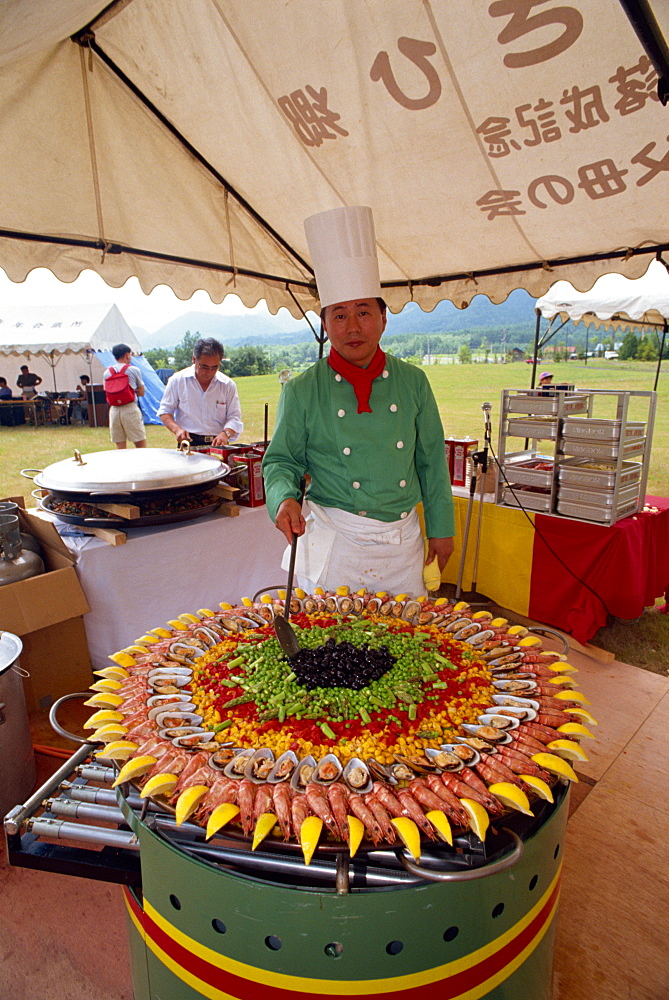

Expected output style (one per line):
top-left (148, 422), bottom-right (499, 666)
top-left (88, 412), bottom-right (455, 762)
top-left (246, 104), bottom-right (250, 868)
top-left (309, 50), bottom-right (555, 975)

top-left (83, 709), bottom-right (125, 730)
top-left (434, 597), bottom-right (448, 606)
top-left (546, 739), bottom-right (589, 762)
top-left (294, 589), bottom-right (306, 600)
top-left (277, 589), bottom-right (286, 600)
top-left (299, 816), bottom-right (323, 866)
top-left (390, 817), bottom-right (422, 860)
top-left (166, 620), bottom-right (189, 631)
top-left (91, 723), bottom-right (129, 742)
top-left (490, 617), bottom-right (508, 627)
top-left (205, 802), bottom-right (240, 840)
top-left (219, 602), bottom-right (234, 611)
top-left (520, 775), bottom-right (554, 802)
top-left (178, 613), bottom-right (202, 624)
top-left (425, 810), bottom-right (453, 845)
top-left (108, 651), bottom-right (136, 668)
top-left (557, 722), bottom-right (595, 740)
top-left (258, 594), bottom-right (272, 604)
top-left (394, 593), bottom-right (408, 601)
top-left (453, 601), bottom-right (470, 612)
top-left (531, 753), bottom-right (579, 782)
top-left (175, 785), bottom-right (209, 826)
top-left (94, 666), bottom-right (129, 680)
top-left (314, 587), bottom-right (325, 596)
top-left (517, 636), bottom-right (542, 647)
top-left (460, 798), bottom-right (490, 841)
top-left (356, 588), bottom-right (366, 596)
top-left (83, 692), bottom-right (124, 709)
top-left (507, 625), bottom-right (528, 636)
top-left (472, 610), bottom-right (493, 621)
top-left (563, 706), bottom-right (598, 725)
top-left (547, 675), bottom-right (578, 688)
top-left (89, 678), bottom-right (122, 693)
top-left (95, 741), bottom-right (138, 761)
top-left (122, 645), bottom-right (152, 656)
top-left (548, 660), bottom-right (578, 673)
top-left (150, 627), bottom-right (173, 638)
top-left (112, 755), bottom-right (158, 787)
top-left (140, 773), bottom-right (179, 799)
top-left (488, 782), bottom-right (533, 816)
top-left (197, 609), bottom-right (216, 617)
top-left (553, 689), bottom-right (592, 705)
top-left (252, 812), bottom-right (278, 851)
top-left (336, 585), bottom-right (350, 596)
top-left (346, 815), bottom-right (365, 858)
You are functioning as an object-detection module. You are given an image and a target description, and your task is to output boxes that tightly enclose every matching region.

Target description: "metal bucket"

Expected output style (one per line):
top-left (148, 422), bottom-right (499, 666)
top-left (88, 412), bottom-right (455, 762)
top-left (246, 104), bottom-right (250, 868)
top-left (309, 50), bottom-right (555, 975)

top-left (0, 633), bottom-right (36, 816)
top-left (122, 785), bottom-right (569, 1000)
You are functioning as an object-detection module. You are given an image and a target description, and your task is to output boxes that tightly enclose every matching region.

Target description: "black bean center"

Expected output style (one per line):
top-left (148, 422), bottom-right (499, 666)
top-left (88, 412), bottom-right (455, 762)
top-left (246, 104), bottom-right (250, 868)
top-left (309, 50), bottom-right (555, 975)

top-left (290, 638), bottom-right (395, 690)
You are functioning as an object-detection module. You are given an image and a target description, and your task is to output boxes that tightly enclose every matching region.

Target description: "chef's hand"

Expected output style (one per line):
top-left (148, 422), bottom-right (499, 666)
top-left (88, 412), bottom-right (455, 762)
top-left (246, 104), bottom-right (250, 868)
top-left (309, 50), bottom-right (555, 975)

top-left (175, 427), bottom-right (191, 445)
top-left (276, 498), bottom-right (306, 544)
top-left (426, 536), bottom-right (454, 571)
top-left (212, 430), bottom-right (231, 449)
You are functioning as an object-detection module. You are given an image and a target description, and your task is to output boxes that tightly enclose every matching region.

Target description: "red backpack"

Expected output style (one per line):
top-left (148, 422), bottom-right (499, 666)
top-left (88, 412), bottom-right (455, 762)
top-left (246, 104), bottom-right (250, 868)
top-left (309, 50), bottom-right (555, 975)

top-left (104, 364), bottom-right (136, 406)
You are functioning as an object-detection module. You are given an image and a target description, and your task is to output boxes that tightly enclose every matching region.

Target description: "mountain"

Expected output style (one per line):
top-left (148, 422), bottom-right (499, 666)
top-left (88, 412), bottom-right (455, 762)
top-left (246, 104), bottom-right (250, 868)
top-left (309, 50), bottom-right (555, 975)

top-left (135, 289), bottom-right (538, 351)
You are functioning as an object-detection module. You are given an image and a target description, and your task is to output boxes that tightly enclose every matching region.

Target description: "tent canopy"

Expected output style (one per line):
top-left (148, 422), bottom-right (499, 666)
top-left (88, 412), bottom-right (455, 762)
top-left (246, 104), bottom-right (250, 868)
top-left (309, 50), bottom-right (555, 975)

top-left (1, 1), bottom-right (669, 317)
top-left (536, 259), bottom-right (669, 332)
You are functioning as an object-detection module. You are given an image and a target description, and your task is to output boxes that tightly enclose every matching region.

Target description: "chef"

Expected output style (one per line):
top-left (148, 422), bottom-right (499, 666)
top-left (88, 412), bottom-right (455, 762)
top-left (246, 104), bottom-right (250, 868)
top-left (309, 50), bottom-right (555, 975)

top-left (262, 205), bottom-right (454, 597)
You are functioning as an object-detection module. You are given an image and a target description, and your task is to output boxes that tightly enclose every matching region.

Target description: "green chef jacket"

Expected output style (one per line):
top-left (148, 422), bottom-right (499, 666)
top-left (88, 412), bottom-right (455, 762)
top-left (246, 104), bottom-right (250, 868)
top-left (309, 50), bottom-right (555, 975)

top-left (262, 355), bottom-right (455, 538)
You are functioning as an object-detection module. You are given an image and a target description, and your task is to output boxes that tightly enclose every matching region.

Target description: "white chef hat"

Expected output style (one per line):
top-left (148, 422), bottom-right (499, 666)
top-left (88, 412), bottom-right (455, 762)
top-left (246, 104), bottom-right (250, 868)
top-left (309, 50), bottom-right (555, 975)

top-left (304, 206), bottom-right (382, 308)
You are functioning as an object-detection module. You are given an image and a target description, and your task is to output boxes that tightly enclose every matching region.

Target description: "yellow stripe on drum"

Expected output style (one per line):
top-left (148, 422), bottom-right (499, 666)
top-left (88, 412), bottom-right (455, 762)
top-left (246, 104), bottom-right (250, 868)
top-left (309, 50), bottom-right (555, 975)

top-left (124, 865), bottom-right (562, 1000)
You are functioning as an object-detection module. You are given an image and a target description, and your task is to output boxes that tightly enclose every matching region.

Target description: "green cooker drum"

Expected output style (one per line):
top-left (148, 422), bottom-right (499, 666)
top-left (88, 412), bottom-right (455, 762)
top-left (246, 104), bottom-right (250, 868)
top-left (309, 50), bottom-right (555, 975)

top-left (120, 783), bottom-right (569, 1000)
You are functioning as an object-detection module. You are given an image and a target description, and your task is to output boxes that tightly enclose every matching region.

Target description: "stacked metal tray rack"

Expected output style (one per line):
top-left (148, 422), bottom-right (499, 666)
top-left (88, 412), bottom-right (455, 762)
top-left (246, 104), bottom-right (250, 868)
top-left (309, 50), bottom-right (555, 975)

top-left (496, 389), bottom-right (656, 525)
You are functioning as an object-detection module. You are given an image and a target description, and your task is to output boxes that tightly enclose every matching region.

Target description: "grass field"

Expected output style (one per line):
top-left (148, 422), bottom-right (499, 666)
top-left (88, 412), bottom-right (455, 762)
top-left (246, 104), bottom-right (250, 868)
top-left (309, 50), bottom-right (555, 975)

top-left (1, 358), bottom-right (666, 499)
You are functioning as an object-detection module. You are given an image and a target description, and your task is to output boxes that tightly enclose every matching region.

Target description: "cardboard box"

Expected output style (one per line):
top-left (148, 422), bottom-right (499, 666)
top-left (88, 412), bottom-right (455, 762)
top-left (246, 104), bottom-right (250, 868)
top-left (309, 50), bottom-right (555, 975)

top-left (0, 502), bottom-right (93, 711)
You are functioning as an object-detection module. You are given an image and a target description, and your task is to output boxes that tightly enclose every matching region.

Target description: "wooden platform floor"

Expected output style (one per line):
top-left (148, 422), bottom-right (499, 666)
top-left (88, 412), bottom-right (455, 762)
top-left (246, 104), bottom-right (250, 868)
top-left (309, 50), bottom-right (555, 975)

top-left (1, 645), bottom-right (668, 1000)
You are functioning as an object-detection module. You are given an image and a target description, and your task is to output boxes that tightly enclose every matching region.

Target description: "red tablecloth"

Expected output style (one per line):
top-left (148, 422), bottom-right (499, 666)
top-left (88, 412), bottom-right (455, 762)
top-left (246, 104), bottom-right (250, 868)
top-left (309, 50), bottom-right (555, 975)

top-left (528, 496), bottom-right (669, 644)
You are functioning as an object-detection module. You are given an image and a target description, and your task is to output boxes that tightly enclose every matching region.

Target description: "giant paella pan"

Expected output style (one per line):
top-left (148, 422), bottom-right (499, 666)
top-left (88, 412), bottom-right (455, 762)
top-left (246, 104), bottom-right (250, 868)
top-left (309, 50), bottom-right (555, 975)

top-left (5, 587), bottom-right (594, 1000)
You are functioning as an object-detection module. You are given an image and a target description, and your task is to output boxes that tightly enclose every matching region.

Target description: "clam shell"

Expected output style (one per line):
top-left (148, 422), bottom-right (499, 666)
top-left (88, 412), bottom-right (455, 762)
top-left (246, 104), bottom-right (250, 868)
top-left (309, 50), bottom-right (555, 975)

top-left (148, 666), bottom-right (193, 677)
top-left (208, 745), bottom-right (242, 770)
top-left (223, 748), bottom-right (255, 779)
top-left (313, 753), bottom-right (343, 785)
top-left (352, 597), bottom-right (364, 615)
top-left (167, 642), bottom-right (202, 658)
top-left (440, 742), bottom-right (481, 766)
top-left (461, 723), bottom-right (512, 745)
top-left (492, 679), bottom-right (537, 693)
top-left (452, 623), bottom-right (482, 641)
top-left (424, 747), bottom-right (463, 771)
top-left (190, 625), bottom-right (222, 647)
top-left (488, 654), bottom-right (524, 668)
top-left (148, 701), bottom-right (197, 720)
top-left (337, 595), bottom-right (356, 615)
top-left (418, 610), bottom-right (437, 624)
top-left (443, 617), bottom-right (472, 633)
top-left (454, 735), bottom-right (498, 753)
top-left (159, 725), bottom-right (206, 740)
top-left (402, 600), bottom-right (422, 623)
top-left (492, 694), bottom-right (541, 711)
top-left (324, 596), bottom-right (338, 612)
top-left (392, 753), bottom-right (438, 775)
top-left (267, 749), bottom-right (299, 783)
top-left (149, 676), bottom-right (192, 690)
top-left (477, 713), bottom-right (520, 731)
top-left (364, 597), bottom-right (382, 614)
top-left (465, 628), bottom-right (495, 647)
top-left (147, 693), bottom-right (194, 708)
top-left (155, 710), bottom-right (203, 729)
top-left (481, 704), bottom-right (537, 722)
top-left (245, 747), bottom-right (276, 783)
top-left (342, 757), bottom-right (373, 794)
top-left (366, 757), bottom-right (397, 784)
top-left (290, 754), bottom-right (317, 790)
top-left (378, 600), bottom-right (394, 616)
top-left (172, 732), bottom-right (218, 751)
top-left (389, 601), bottom-right (405, 618)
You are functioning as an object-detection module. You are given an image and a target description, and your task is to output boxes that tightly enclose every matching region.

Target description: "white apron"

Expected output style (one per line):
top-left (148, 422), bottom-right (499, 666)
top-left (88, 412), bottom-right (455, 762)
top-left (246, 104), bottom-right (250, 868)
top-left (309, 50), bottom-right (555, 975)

top-left (281, 501), bottom-right (425, 597)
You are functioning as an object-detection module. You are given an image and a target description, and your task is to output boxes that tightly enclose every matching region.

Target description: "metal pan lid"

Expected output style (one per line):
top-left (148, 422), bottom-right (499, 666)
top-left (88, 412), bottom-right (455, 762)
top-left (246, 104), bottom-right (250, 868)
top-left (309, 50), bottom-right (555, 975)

top-left (0, 631), bottom-right (23, 675)
top-left (30, 448), bottom-right (228, 495)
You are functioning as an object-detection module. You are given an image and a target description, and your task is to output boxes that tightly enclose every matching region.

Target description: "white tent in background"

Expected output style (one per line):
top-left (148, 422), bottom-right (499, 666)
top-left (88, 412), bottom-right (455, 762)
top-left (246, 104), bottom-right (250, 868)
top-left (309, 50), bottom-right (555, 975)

top-left (533, 259), bottom-right (669, 389)
top-left (0, 302), bottom-right (142, 392)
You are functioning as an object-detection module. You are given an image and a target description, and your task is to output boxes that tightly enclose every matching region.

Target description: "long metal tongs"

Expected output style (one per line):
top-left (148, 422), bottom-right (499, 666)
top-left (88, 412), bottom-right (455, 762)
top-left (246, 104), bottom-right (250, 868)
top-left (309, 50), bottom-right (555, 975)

top-left (273, 478), bottom-right (306, 658)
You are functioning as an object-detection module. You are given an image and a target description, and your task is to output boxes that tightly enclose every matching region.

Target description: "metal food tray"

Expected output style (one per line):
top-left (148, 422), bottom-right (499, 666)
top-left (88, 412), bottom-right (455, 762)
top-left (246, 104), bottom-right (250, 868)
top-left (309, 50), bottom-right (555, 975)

top-left (562, 417), bottom-right (646, 442)
top-left (501, 486), bottom-right (552, 511)
top-left (557, 482), bottom-right (640, 508)
top-left (561, 437), bottom-right (646, 460)
top-left (506, 393), bottom-right (590, 415)
top-left (558, 458), bottom-right (642, 490)
top-left (501, 460), bottom-right (554, 488)
top-left (557, 496), bottom-right (640, 522)
top-left (506, 417), bottom-right (558, 440)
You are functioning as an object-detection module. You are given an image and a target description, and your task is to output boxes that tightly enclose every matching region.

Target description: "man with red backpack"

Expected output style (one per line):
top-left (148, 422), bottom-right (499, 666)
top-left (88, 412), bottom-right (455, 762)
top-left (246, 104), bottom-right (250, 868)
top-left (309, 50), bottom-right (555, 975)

top-left (103, 343), bottom-right (146, 449)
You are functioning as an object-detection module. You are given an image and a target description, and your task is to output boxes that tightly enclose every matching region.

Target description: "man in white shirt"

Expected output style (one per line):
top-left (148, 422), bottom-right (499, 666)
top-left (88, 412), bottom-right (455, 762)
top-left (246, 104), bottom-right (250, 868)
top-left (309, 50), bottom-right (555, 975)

top-left (157, 337), bottom-right (243, 448)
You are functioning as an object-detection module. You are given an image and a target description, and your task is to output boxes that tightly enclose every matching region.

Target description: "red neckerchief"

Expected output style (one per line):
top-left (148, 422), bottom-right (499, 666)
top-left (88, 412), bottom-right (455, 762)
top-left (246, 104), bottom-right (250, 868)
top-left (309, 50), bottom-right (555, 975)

top-left (327, 346), bottom-right (386, 413)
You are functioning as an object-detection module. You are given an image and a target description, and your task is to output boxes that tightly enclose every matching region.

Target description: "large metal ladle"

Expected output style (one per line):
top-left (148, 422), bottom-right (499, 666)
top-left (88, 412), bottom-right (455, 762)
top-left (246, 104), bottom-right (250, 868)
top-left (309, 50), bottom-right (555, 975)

top-left (273, 480), bottom-right (305, 658)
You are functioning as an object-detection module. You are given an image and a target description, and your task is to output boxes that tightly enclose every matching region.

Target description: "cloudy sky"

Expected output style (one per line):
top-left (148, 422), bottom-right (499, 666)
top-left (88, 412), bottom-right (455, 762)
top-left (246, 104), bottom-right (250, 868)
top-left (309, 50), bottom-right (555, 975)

top-left (0, 266), bottom-right (286, 333)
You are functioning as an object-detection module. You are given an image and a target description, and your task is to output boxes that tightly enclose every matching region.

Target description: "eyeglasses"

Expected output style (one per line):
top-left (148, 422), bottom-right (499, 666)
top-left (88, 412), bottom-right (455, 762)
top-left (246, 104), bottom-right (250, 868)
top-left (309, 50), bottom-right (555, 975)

top-left (194, 361), bottom-right (221, 372)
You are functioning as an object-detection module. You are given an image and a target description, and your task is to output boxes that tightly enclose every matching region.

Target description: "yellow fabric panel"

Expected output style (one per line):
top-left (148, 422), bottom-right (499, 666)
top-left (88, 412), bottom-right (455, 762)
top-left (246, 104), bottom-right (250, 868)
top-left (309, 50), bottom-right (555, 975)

top-left (435, 497), bottom-right (534, 616)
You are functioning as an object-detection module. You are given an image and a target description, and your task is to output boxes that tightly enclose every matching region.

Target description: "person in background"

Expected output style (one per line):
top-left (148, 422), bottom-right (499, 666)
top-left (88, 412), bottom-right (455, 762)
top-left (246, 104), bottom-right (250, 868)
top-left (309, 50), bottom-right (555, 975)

top-left (0, 377), bottom-right (12, 400)
top-left (70, 374), bottom-right (90, 424)
top-left (538, 371), bottom-right (554, 387)
top-left (262, 206), bottom-right (454, 598)
top-left (16, 365), bottom-right (42, 399)
top-left (103, 344), bottom-right (146, 449)
top-left (157, 337), bottom-right (243, 448)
